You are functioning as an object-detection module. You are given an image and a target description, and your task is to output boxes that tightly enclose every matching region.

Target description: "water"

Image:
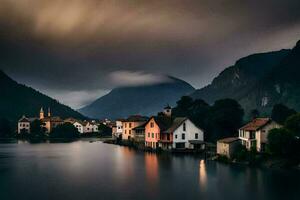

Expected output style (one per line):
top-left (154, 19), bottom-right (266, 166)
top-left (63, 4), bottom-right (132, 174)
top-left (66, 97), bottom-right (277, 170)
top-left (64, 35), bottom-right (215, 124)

top-left (0, 140), bottom-right (299, 200)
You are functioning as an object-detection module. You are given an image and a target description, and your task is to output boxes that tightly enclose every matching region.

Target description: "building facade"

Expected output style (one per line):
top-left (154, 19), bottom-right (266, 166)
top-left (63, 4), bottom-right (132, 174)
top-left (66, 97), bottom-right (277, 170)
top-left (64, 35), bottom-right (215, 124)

top-left (217, 137), bottom-right (240, 158)
top-left (239, 118), bottom-right (281, 152)
top-left (122, 115), bottom-right (148, 140)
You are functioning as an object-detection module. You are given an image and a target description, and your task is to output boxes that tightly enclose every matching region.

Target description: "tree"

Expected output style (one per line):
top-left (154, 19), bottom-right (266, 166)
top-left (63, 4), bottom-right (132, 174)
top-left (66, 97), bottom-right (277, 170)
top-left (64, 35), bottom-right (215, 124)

top-left (172, 96), bottom-right (194, 117)
top-left (30, 120), bottom-right (47, 138)
top-left (206, 99), bottom-right (244, 141)
top-left (249, 109), bottom-right (260, 119)
top-left (267, 128), bottom-right (296, 156)
top-left (0, 118), bottom-right (13, 138)
top-left (271, 104), bottom-right (296, 124)
top-left (284, 113), bottom-right (300, 136)
top-left (50, 123), bottom-right (80, 138)
top-left (98, 124), bottom-right (112, 137)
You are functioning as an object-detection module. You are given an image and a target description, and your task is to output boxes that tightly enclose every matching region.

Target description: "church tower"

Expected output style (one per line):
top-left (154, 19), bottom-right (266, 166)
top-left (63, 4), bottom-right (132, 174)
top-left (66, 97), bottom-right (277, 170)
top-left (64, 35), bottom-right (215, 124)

top-left (163, 105), bottom-right (172, 117)
top-left (40, 107), bottom-right (44, 119)
top-left (48, 107), bottom-right (51, 117)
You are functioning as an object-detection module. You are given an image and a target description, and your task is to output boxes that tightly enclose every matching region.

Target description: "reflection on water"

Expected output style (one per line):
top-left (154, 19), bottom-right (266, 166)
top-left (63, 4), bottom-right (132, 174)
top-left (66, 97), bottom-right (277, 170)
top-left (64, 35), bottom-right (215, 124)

top-left (199, 159), bottom-right (207, 191)
top-left (0, 141), bottom-right (299, 200)
top-left (145, 152), bottom-right (159, 185)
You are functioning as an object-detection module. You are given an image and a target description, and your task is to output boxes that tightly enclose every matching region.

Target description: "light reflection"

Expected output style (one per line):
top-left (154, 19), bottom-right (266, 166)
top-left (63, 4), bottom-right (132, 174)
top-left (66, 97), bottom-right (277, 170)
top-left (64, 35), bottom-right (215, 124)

top-left (145, 153), bottom-right (159, 185)
top-left (199, 159), bottom-right (207, 190)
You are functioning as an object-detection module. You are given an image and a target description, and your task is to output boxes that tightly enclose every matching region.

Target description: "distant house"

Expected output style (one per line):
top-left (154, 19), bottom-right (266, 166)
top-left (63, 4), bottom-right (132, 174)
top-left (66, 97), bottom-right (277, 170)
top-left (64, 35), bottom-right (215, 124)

top-left (122, 115), bottom-right (148, 140)
top-left (40, 108), bottom-right (64, 133)
top-left (217, 137), bottom-right (240, 158)
top-left (83, 121), bottom-right (99, 133)
top-left (17, 116), bottom-right (36, 134)
top-left (239, 118), bottom-right (281, 152)
top-left (64, 118), bottom-right (84, 133)
top-left (112, 120), bottom-right (124, 139)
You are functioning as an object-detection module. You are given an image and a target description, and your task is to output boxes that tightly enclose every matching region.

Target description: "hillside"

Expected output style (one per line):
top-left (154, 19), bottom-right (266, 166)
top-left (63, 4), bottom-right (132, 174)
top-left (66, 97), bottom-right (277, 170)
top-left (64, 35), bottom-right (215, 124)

top-left (79, 77), bottom-right (195, 119)
top-left (191, 40), bottom-right (300, 116)
top-left (0, 70), bottom-right (85, 121)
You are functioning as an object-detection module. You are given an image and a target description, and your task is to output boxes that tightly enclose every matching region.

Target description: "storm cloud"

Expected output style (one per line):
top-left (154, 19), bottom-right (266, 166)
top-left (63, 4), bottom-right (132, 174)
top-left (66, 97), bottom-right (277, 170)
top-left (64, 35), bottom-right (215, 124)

top-left (0, 0), bottom-right (300, 108)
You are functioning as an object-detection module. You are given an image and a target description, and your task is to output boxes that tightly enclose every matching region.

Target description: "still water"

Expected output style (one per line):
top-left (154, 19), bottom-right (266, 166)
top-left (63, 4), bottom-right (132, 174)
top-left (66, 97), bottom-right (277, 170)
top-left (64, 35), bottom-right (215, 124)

top-left (0, 140), bottom-right (299, 200)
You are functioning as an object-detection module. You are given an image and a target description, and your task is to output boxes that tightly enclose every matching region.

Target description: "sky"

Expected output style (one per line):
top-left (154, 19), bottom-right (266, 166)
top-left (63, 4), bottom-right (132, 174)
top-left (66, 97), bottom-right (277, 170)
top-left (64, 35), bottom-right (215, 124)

top-left (1, 0), bottom-right (300, 109)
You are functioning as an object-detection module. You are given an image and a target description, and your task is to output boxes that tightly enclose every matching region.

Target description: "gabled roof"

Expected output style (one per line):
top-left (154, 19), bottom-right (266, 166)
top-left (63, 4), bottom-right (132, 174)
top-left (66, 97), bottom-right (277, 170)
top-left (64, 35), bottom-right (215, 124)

top-left (239, 118), bottom-right (272, 131)
top-left (145, 116), bottom-right (172, 131)
top-left (19, 116), bottom-right (30, 123)
top-left (163, 117), bottom-right (187, 133)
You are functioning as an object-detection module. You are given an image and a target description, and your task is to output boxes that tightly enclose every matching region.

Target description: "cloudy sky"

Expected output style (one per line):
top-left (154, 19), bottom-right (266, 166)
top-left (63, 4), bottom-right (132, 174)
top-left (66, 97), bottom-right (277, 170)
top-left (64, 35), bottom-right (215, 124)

top-left (1, 0), bottom-right (300, 109)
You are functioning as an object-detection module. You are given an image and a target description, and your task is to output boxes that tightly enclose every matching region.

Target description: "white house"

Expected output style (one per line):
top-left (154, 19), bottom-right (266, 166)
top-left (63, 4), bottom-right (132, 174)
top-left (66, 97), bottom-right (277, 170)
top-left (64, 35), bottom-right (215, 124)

top-left (165, 117), bottom-right (204, 150)
top-left (18, 116), bottom-right (31, 134)
top-left (239, 118), bottom-right (281, 152)
top-left (73, 121), bottom-right (84, 134)
top-left (83, 121), bottom-right (99, 133)
top-left (112, 120), bottom-right (123, 139)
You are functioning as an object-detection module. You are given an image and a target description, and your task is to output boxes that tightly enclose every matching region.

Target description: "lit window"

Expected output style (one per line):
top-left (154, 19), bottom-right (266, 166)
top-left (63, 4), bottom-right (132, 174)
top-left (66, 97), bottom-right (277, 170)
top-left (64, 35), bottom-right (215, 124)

top-left (152, 133), bottom-right (154, 138)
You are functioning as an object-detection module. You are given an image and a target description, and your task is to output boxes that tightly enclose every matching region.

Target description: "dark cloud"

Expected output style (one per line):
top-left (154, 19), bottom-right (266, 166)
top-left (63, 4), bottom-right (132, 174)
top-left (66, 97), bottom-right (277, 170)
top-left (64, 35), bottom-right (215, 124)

top-left (0, 0), bottom-right (300, 108)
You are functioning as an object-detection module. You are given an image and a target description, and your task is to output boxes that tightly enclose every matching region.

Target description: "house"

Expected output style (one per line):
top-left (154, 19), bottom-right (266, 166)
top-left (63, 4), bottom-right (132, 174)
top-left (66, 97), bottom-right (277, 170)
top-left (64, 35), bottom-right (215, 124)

top-left (166, 117), bottom-right (205, 150)
top-left (144, 116), bottom-right (172, 149)
top-left (64, 118), bottom-right (84, 134)
top-left (112, 120), bottom-right (124, 139)
top-left (239, 118), bottom-right (281, 152)
top-left (83, 121), bottom-right (99, 133)
top-left (40, 107), bottom-right (64, 133)
top-left (132, 123), bottom-right (146, 142)
top-left (17, 116), bottom-right (36, 134)
top-left (122, 115), bottom-right (148, 140)
top-left (217, 137), bottom-right (240, 158)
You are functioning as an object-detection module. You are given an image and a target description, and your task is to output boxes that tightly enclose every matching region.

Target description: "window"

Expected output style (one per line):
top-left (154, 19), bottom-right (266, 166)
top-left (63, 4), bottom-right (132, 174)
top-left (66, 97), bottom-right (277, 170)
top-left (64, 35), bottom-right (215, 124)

top-left (195, 133), bottom-right (198, 139)
top-left (182, 133), bottom-right (185, 140)
top-left (150, 122), bottom-right (154, 128)
top-left (175, 134), bottom-right (177, 139)
top-left (125, 123), bottom-right (127, 128)
top-left (125, 130), bottom-right (127, 134)
top-left (129, 123), bottom-right (132, 128)
top-left (148, 133), bottom-right (150, 137)
top-left (183, 123), bottom-right (186, 131)
top-left (167, 134), bottom-right (170, 140)
top-left (152, 133), bottom-right (154, 138)
top-left (129, 130), bottom-right (131, 135)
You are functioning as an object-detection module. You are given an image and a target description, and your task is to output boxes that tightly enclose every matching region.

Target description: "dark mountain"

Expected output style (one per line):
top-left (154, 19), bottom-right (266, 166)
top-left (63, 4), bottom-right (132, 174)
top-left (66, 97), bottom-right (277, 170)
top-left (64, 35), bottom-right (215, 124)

top-left (79, 77), bottom-right (195, 119)
top-left (191, 40), bottom-right (300, 116)
top-left (0, 70), bottom-right (85, 122)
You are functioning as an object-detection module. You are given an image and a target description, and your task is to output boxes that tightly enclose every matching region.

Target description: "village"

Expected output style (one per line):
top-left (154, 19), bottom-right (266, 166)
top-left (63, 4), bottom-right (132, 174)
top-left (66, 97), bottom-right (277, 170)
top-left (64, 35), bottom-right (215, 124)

top-left (17, 105), bottom-right (284, 161)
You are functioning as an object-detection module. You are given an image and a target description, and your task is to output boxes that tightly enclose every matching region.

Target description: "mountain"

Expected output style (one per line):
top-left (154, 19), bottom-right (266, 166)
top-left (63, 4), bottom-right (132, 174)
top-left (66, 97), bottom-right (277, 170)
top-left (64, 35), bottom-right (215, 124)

top-left (0, 70), bottom-right (85, 122)
top-left (191, 40), bottom-right (300, 116)
top-left (79, 77), bottom-right (195, 119)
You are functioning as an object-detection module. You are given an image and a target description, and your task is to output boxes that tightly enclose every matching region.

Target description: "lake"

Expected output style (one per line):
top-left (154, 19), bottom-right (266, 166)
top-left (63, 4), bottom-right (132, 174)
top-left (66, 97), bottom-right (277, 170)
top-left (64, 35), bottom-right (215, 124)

top-left (0, 140), bottom-right (299, 200)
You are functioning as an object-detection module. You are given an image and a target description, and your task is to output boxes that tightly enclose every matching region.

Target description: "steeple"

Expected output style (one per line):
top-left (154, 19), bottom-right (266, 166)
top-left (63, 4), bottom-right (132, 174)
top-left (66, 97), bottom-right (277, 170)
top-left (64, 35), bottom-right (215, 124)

top-left (40, 107), bottom-right (44, 119)
top-left (163, 104), bottom-right (172, 117)
top-left (48, 107), bottom-right (51, 117)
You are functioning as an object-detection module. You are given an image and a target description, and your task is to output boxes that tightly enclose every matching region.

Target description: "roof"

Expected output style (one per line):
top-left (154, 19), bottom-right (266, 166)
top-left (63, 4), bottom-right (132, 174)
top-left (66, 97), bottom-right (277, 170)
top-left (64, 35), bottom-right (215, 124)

top-left (125, 115), bottom-right (148, 122)
top-left (42, 116), bottom-right (63, 123)
top-left (217, 137), bottom-right (240, 144)
top-left (240, 118), bottom-right (272, 131)
top-left (132, 122), bottom-right (147, 130)
top-left (19, 116), bottom-right (30, 123)
top-left (163, 117), bottom-right (187, 133)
